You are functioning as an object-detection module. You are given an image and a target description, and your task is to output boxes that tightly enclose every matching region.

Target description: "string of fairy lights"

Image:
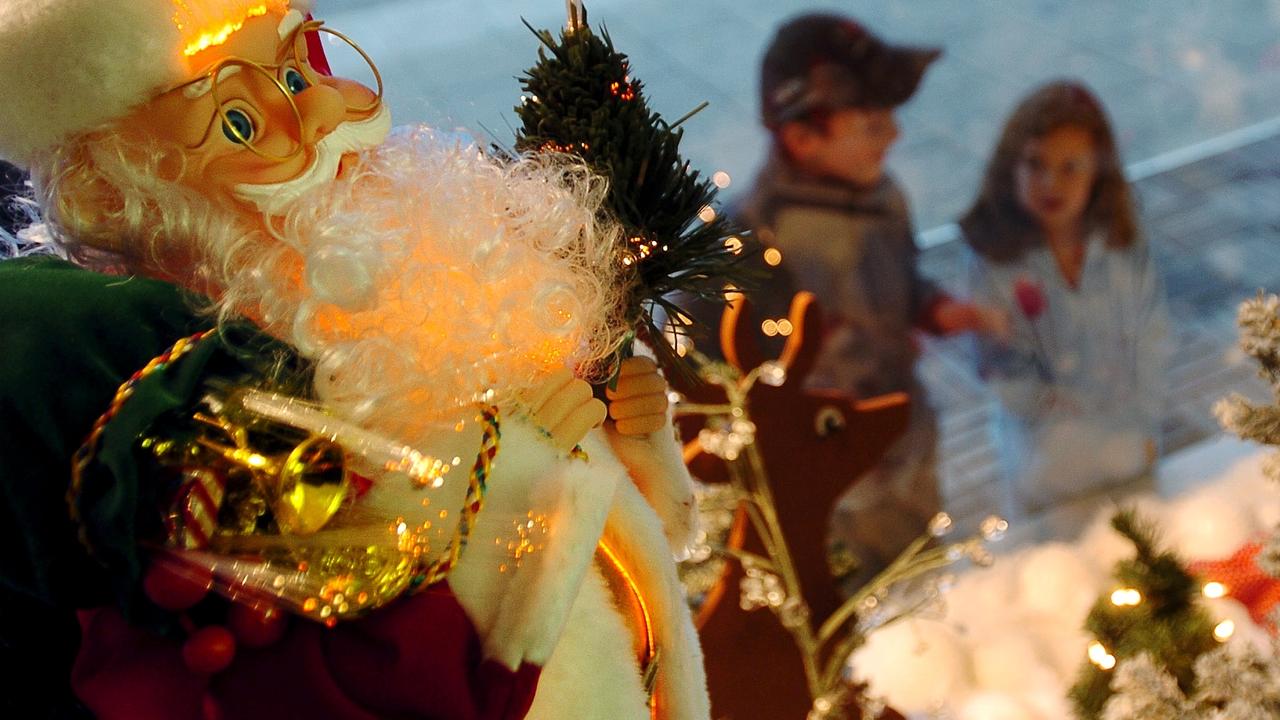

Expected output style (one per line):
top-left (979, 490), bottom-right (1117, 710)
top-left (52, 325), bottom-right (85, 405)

top-left (1085, 579), bottom-right (1237, 672)
top-left (696, 172), bottom-right (793, 339)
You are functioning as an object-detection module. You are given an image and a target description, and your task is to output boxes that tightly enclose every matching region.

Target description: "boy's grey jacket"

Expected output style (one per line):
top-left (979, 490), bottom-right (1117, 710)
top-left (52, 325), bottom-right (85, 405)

top-left (736, 151), bottom-right (946, 398)
top-left (734, 151), bottom-right (944, 588)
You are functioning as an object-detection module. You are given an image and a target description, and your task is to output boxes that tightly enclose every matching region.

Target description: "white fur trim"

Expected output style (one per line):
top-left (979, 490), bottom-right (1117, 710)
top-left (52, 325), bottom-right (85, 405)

top-left (0, 0), bottom-right (306, 163)
top-left (448, 416), bottom-right (710, 718)
top-left (524, 445), bottom-right (711, 720)
top-left (0, 0), bottom-right (181, 162)
top-left (596, 480), bottom-right (711, 720)
top-left (526, 565), bottom-right (652, 720)
top-left (449, 418), bottom-right (624, 669)
top-left (605, 420), bottom-right (699, 558)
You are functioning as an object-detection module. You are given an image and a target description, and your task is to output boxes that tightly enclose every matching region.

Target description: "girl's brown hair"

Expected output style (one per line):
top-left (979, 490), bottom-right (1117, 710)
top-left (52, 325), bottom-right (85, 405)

top-left (959, 80), bottom-right (1138, 263)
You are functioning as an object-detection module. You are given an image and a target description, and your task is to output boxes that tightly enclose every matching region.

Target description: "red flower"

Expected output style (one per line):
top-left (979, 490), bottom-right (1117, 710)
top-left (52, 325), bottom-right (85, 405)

top-left (1014, 277), bottom-right (1046, 319)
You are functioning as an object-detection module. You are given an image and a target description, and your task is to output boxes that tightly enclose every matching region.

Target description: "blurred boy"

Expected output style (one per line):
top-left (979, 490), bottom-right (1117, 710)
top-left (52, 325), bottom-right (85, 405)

top-left (738, 13), bottom-right (1002, 588)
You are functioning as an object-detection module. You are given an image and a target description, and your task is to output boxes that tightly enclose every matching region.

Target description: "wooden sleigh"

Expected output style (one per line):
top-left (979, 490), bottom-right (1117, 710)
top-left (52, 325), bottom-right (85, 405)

top-left (673, 292), bottom-right (911, 720)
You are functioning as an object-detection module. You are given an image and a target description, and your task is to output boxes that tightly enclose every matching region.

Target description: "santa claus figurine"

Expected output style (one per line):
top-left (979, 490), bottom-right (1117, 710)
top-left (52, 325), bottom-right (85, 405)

top-left (0, 1), bottom-right (708, 718)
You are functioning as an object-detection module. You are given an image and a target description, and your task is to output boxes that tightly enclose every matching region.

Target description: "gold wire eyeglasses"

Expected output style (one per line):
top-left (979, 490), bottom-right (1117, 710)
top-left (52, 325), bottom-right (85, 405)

top-left (170, 19), bottom-right (384, 163)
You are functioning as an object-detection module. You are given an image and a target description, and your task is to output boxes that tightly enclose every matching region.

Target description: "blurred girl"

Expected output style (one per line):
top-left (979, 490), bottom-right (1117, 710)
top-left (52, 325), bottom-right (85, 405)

top-left (960, 81), bottom-right (1169, 516)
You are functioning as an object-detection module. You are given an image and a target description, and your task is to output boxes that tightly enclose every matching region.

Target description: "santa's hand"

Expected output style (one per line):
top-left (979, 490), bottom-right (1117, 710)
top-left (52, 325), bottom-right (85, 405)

top-left (520, 367), bottom-right (607, 453)
top-left (606, 357), bottom-right (670, 437)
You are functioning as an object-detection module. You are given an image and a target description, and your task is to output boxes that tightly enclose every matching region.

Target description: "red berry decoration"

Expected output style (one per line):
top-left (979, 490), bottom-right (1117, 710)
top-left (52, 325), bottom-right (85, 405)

top-left (182, 625), bottom-right (237, 675)
top-left (143, 558), bottom-right (213, 611)
top-left (228, 603), bottom-right (289, 648)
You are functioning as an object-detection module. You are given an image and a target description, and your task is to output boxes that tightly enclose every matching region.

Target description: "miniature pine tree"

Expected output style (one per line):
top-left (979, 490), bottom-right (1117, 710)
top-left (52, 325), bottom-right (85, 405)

top-left (1069, 510), bottom-right (1220, 719)
top-left (512, 4), bottom-right (753, 376)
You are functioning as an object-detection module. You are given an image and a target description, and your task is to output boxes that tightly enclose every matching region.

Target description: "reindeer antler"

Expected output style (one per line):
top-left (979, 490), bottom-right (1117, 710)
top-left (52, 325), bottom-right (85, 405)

top-left (776, 291), bottom-right (823, 387)
top-left (721, 294), bottom-right (766, 374)
top-left (722, 290), bottom-right (825, 388)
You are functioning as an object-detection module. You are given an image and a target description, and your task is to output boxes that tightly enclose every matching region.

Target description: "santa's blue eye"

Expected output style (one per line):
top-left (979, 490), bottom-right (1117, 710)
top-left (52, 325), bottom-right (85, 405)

top-left (221, 109), bottom-right (255, 144)
top-left (284, 68), bottom-right (309, 95)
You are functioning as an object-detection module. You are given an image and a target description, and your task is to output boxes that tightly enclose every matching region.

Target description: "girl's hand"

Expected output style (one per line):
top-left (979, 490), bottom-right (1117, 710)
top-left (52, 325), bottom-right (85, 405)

top-left (519, 368), bottom-right (607, 453)
top-left (605, 357), bottom-right (670, 437)
top-left (977, 305), bottom-right (1011, 341)
top-left (934, 299), bottom-right (1009, 340)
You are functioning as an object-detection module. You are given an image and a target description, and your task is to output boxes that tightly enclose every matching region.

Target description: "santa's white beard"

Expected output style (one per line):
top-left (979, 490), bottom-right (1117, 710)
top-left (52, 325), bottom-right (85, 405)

top-left (209, 126), bottom-right (627, 435)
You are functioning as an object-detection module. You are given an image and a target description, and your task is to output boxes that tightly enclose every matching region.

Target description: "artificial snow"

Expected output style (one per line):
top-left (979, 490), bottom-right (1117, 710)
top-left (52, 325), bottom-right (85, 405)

top-left (849, 435), bottom-right (1278, 719)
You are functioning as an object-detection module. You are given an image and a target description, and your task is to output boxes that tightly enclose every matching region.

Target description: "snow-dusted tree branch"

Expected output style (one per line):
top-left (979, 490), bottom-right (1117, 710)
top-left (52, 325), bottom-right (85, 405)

top-left (1217, 292), bottom-right (1280, 577)
top-left (1237, 293), bottom-right (1280, 386)
top-left (1102, 645), bottom-right (1280, 720)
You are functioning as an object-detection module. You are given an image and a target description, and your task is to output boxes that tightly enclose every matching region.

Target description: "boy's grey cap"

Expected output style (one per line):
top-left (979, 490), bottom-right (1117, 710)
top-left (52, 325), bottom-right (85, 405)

top-left (761, 13), bottom-right (941, 128)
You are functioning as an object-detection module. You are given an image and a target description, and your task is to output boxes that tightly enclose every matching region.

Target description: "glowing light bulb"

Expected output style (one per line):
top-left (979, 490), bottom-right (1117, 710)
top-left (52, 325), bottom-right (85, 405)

top-left (761, 319), bottom-right (779, 337)
top-left (1214, 619), bottom-right (1235, 641)
top-left (699, 205), bottom-right (717, 223)
top-left (724, 236), bottom-right (743, 254)
top-left (763, 247), bottom-right (783, 266)
top-left (777, 319), bottom-right (794, 336)
top-left (1088, 641), bottom-right (1116, 670)
top-left (1203, 581), bottom-right (1227, 599)
top-left (713, 171), bottom-right (732, 189)
top-left (1110, 588), bottom-right (1142, 607)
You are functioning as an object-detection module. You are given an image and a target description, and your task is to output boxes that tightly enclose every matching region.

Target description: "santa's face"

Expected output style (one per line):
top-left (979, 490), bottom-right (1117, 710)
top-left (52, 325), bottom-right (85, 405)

top-left (121, 9), bottom-right (388, 215)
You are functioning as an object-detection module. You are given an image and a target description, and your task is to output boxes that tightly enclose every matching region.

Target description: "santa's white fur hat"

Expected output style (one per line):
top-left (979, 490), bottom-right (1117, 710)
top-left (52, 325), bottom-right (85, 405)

top-left (0, 0), bottom-right (311, 165)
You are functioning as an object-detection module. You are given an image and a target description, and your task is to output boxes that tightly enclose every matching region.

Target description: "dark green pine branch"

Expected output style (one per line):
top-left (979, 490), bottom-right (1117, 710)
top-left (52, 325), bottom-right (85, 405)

top-left (513, 16), bottom-right (757, 379)
top-left (1068, 509), bottom-right (1219, 719)
top-left (1109, 510), bottom-right (1201, 614)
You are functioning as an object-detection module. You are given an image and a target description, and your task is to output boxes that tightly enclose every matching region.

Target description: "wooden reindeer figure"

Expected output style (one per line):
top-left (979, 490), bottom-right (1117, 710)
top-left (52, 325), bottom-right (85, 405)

top-left (674, 291), bottom-right (911, 720)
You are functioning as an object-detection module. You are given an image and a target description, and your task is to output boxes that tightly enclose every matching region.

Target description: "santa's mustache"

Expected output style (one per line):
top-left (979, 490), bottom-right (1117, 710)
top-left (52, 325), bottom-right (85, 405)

top-left (231, 104), bottom-right (393, 217)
